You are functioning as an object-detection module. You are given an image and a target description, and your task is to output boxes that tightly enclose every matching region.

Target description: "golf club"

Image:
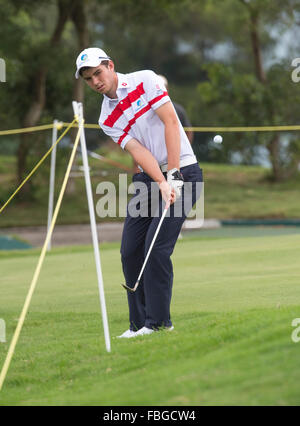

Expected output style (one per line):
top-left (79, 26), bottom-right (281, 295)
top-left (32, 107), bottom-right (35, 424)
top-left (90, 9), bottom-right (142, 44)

top-left (122, 200), bottom-right (171, 293)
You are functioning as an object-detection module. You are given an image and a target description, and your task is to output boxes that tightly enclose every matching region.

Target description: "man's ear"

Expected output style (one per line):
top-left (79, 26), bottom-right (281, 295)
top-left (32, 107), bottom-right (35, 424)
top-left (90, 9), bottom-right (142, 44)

top-left (108, 60), bottom-right (115, 71)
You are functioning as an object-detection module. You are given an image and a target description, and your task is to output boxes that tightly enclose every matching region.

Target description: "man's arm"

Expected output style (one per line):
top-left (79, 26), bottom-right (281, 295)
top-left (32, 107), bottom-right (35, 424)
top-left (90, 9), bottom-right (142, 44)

top-left (125, 139), bottom-right (164, 182)
top-left (125, 138), bottom-right (174, 204)
top-left (154, 101), bottom-right (184, 198)
top-left (154, 101), bottom-right (181, 171)
top-left (132, 160), bottom-right (141, 174)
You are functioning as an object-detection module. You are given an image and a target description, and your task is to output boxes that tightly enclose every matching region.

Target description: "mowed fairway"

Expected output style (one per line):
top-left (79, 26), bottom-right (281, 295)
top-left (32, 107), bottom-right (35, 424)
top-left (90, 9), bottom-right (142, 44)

top-left (1, 232), bottom-right (300, 406)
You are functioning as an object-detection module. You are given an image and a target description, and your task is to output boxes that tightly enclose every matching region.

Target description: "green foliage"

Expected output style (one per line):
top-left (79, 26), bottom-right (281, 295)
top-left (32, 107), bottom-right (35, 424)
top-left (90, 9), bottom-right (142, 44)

top-left (1, 0), bottom-right (300, 183)
top-left (194, 61), bottom-right (300, 168)
top-left (1, 1), bottom-right (57, 129)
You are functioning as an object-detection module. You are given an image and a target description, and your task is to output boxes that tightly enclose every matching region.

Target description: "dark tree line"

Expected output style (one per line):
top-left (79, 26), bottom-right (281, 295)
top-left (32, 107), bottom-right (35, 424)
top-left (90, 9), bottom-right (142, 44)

top-left (1, 0), bottom-right (300, 183)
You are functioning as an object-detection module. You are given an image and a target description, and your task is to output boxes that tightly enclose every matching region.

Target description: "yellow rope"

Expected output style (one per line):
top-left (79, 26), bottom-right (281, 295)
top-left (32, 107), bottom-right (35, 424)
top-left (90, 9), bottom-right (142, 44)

top-left (0, 119), bottom-right (77, 215)
top-left (61, 122), bottom-right (99, 129)
top-left (0, 119), bottom-right (84, 392)
top-left (61, 123), bottom-right (300, 132)
top-left (184, 125), bottom-right (300, 132)
top-left (1, 122), bottom-right (300, 135)
top-left (0, 124), bottom-right (55, 136)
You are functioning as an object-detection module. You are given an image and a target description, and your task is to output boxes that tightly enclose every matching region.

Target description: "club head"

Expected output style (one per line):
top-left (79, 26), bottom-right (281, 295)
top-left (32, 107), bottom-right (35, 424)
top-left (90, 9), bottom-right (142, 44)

top-left (121, 280), bottom-right (139, 293)
top-left (121, 283), bottom-right (134, 292)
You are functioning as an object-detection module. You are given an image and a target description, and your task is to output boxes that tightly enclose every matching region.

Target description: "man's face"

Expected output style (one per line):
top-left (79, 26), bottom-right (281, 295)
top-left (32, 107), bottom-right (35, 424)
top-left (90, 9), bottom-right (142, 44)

top-left (82, 61), bottom-right (117, 98)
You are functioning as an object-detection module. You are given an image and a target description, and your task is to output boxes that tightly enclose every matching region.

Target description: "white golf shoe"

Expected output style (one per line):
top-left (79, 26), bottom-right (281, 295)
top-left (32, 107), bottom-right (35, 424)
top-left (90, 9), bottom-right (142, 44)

top-left (117, 329), bottom-right (137, 338)
top-left (136, 325), bottom-right (175, 336)
top-left (135, 326), bottom-right (154, 336)
top-left (118, 325), bottom-right (174, 338)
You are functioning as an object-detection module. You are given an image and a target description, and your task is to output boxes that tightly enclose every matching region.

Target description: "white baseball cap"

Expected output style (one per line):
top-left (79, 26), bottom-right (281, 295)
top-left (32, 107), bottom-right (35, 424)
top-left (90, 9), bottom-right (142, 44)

top-left (75, 47), bottom-right (111, 79)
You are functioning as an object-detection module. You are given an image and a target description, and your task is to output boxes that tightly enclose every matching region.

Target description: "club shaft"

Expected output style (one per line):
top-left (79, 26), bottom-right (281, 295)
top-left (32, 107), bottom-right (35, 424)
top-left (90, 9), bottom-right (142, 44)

top-left (136, 205), bottom-right (169, 283)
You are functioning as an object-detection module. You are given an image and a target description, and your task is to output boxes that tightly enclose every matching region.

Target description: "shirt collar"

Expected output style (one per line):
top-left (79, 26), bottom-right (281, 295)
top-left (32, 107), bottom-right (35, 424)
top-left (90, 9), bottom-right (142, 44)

top-left (103, 73), bottom-right (130, 102)
top-left (117, 73), bottom-right (130, 90)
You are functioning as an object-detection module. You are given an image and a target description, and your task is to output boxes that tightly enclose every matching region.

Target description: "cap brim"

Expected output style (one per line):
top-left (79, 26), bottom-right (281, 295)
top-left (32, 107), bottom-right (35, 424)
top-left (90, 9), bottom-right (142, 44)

top-left (75, 57), bottom-right (110, 79)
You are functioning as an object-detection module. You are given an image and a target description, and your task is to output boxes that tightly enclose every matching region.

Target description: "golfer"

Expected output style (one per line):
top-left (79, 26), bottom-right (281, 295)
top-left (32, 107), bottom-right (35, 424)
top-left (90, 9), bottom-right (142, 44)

top-left (75, 47), bottom-right (203, 338)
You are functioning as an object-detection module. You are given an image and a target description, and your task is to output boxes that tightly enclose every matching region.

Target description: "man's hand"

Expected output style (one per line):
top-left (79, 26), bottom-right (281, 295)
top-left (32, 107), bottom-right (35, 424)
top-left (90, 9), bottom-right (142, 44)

top-left (159, 180), bottom-right (175, 205)
top-left (167, 168), bottom-right (184, 198)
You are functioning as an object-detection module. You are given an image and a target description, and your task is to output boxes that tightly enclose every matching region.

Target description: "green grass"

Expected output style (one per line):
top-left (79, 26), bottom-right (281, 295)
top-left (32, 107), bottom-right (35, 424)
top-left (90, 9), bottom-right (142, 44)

top-left (1, 233), bottom-right (300, 405)
top-left (203, 163), bottom-right (300, 219)
top-left (1, 151), bottom-right (300, 227)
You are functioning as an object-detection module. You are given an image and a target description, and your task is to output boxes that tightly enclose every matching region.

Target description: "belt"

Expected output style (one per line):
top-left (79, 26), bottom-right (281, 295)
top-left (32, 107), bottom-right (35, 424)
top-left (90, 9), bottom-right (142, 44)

top-left (160, 157), bottom-right (197, 173)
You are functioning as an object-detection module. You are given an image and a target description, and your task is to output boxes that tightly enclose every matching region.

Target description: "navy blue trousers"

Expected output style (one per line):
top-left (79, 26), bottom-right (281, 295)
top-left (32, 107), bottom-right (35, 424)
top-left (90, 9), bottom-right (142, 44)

top-left (120, 163), bottom-right (203, 330)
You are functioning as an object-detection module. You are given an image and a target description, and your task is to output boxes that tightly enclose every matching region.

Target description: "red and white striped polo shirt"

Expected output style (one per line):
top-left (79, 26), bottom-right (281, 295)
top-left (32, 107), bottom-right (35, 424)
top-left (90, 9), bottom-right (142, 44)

top-left (99, 70), bottom-right (196, 167)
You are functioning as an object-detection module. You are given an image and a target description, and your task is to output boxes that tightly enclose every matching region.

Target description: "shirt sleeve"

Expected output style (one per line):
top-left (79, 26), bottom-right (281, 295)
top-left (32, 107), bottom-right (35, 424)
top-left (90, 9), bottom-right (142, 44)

top-left (142, 70), bottom-right (171, 111)
top-left (99, 122), bottom-right (132, 150)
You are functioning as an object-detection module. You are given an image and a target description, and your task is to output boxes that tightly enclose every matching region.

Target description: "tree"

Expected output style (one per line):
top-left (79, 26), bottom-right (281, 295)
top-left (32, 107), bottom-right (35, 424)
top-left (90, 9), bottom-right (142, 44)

top-left (192, 0), bottom-right (300, 180)
top-left (0, 0), bottom-right (91, 187)
top-left (240, 0), bottom-right (292, 180)
top-left (17, 0), bottom-right (70, 188)
top-left (2, 0), bottom-right (300, 185)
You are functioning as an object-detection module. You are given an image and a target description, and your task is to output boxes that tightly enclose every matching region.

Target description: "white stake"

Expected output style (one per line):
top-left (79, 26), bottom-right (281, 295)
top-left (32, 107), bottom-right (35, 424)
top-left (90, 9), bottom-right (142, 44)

top-left (72, 101), bottom-right (111, 353)
top-left (47, 119), bottom-right (58, 251)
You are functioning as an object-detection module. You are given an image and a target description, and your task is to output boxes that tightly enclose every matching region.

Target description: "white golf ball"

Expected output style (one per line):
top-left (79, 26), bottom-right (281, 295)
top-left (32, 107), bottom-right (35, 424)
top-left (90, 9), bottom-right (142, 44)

top-left (213, 135), bottom-right (223, 143)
